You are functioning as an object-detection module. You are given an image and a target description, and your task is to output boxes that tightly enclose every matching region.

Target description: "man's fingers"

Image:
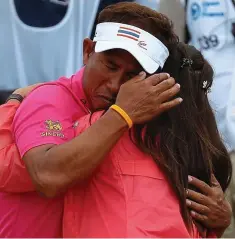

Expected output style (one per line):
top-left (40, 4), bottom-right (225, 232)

top-left (134, 71), bottom-right (147, 81)
top-left (190, 211), bottom-right (209, 224)
top-left (188, 176), bottom-right (212, 195)
top-left (186, 199), bottom-right (210, 215)
top-left (147, 73), bottom-right (171, 86)
top-left (186, 189), bottom-right (210, 205)
top-left (158, 97), bottom-right (183, 113)
top-left (153, 77), bottom-right (176, 93)
top-left (126, 71), bottom-right (147, 84)
top-left (158, 83), bottom-right (181, 102)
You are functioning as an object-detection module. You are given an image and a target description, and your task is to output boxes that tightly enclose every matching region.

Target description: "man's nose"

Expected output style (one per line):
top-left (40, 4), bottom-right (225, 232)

top-left (107, 73), bottom-right (124, 95)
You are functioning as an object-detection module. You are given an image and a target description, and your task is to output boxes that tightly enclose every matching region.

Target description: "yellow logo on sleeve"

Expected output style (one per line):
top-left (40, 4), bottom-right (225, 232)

top-left (45, 120), bottom-right (63, 131)
top-left (41, 120), bottom-right (64, 138)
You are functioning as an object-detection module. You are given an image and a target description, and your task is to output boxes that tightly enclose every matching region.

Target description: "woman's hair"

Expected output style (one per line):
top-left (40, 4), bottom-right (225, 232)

top-left (97, 1), bottom-right (232, 232)
top-left (133, 42), bottom-right (232, 230)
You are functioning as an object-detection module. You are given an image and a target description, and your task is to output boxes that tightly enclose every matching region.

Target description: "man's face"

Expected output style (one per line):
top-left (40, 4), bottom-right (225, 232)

top-left (82, 38), bottom-right (143, 111)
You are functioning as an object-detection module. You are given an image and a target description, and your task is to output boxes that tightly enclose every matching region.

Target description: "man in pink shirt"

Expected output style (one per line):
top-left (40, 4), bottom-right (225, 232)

top-left (0, 2), bottom-right (232, 238)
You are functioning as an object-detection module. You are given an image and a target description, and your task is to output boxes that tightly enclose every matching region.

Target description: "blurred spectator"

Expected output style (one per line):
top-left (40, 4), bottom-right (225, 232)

top-left (0, 0), bottom-right (158, 105)
top-left (185, 0), bottom-right (235, 237)
top-left (158, 0), bottom-right (185, 41)
top-left (13, 0), bottom-right (69, 27)
top-left (0, 0), bottom-right (100, 104)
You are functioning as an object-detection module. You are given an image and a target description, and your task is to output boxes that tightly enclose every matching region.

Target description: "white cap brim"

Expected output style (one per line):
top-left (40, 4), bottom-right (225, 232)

top-left (95, 41), bottom-right (160, 74)
top-left (93, 22), bottom-right (169, 74)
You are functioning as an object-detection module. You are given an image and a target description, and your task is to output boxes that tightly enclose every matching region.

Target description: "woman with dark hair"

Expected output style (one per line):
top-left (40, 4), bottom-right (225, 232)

top-left (63, 42), bottom-right (232, 237)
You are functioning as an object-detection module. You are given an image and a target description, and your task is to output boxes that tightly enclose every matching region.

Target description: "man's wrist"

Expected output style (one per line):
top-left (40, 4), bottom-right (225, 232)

top-left (110, 104), bottom-right (133, 128)
top-left (6, 94), bottom-right (24, 103)
top-left (105, 109), bottom-right (130, 130)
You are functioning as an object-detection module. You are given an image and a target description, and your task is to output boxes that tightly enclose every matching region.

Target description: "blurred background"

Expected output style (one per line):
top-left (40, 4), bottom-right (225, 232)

top-left (0, 0), bottom-right (187, 104)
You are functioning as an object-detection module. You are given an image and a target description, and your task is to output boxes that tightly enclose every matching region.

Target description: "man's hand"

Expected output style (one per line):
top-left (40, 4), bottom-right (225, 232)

top-left (186, 175), bottom-right (232, 237)
top-left (116, 72), bottom-right (182, 124)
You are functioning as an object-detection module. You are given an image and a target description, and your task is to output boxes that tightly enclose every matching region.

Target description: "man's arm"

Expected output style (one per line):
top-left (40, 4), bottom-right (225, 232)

top-left (23, 109), bottom-right (128, 197)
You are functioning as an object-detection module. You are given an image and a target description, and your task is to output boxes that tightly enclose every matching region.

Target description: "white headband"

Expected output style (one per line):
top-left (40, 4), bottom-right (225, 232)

top-left (93, 22), bottom-right (169, 74)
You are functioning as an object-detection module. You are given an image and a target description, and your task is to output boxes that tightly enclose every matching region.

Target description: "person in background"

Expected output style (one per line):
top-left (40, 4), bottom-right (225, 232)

top-left (184, 0), bottom-right (235, 237)
top-left (0, 0), bottom-right (99, 104)
top-left (0, 0), bottom-right (148, 105)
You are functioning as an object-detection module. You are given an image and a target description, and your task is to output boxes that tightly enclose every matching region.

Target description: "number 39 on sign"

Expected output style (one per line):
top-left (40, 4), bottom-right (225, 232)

top-left (198, 34), bottom-right (219, 50)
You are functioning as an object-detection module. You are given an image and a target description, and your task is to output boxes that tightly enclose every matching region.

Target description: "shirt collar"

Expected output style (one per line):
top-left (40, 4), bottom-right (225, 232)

top-left (71, 67), bottom-right (91, 113)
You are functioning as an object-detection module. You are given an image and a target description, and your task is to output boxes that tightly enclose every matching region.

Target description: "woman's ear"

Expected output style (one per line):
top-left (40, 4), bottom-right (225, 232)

top-left (83, 38), bottom-right (95, 65)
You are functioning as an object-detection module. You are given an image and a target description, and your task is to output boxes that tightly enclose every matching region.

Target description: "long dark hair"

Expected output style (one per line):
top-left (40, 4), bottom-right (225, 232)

top-left (98, 2), bottom-right (232, 232)
top-left (132, 42), bottom-right (232, 230)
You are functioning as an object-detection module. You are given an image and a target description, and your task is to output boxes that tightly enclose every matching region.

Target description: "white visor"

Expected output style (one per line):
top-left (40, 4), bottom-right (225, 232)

top-left (93, 22), bottom-right (169, 74)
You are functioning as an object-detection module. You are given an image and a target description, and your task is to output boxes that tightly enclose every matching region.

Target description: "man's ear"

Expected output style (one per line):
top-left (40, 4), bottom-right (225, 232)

top-left (83, 38), bottom-right (95, 65)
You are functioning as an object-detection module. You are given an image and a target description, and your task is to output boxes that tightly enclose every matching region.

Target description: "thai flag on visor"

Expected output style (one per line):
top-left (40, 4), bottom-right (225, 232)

top-left (117, 26), bottom-right (140, 41)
